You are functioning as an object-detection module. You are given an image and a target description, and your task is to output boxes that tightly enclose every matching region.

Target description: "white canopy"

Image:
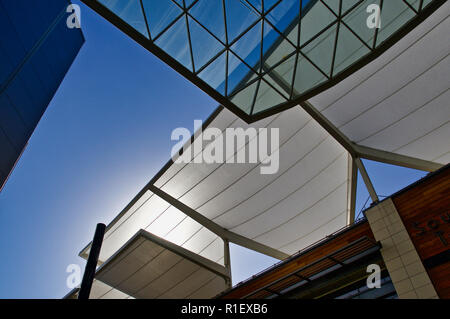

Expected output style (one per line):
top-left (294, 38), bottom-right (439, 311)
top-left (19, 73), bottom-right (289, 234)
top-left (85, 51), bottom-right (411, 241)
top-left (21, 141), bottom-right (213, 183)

top-left (93, 230), bottom-right (229, 299)
top-left (310, 1), bottom-right (450, 165)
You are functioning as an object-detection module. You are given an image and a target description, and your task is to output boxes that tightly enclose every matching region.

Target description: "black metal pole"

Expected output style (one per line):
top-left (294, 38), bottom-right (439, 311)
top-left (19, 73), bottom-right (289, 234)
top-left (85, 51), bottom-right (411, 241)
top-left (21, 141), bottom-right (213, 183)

top-left (78, 223), bottom-right (106, 300)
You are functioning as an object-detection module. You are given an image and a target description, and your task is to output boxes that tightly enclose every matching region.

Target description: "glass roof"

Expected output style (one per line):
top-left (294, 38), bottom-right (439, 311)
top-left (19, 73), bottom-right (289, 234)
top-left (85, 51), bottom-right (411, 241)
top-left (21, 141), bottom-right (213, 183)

top-left (89, 0), bottom-right (441, 122)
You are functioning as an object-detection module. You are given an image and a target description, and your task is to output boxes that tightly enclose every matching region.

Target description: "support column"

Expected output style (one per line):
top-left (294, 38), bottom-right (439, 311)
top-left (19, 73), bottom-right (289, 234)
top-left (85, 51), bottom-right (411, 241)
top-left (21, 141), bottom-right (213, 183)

top-left (224, 239), bottom-right (232, 288)
top-left (365, 200), bottom-right (438, 299)
top-left (78, 223), bottom-right (106, 300)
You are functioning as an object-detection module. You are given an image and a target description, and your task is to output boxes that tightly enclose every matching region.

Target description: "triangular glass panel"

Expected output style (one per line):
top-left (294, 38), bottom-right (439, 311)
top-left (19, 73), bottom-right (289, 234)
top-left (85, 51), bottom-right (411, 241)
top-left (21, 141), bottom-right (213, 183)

top-left (341, 0), bottom-right (361, 15)
top-left (189, 0), bottom-right (227, 43)
top-left (225, 0), bottom-right (260, 43)
top-left (227, 51), bottom-right (259, 96)
top-left (253, 78), bottom-right (287, 114)
top-left (404, 0), bottom-right (421, 11)
top-left (293, 53), bottom-right (327, 96)
top-left (198, 52), bottom-right (227, 95)
top-left (230, 80), bottom-right (260, 114)
top-left (264, 0), bottom-right (280, 12)
top-left (142, 0), bottom-right (183, 39)
top-left (262, 72), bottom-right (290, 99)
top-left (263, 40), bottom-right (296, 72)
top-left (266, 0), bottom-right (301, 45)
top-left (155, 17), bottom-right (193, 71)
top-left (321, 0), bottom-right (340, 15)
top-left (267, 53), bottom-right (297, 95)
top-left (100, 0), bottom-right (149, 38)
top-left (343, 0), bottom-right (380, 48)
top-left (185, 0), bottom-right (196, 9)
top-left (172, 0), bottom-right (183, 7)
top-left (301, 22), bottom-right (337, 77)
top-left (376, 0), bottom-right (416, 46)
top-left (231, 21), bottom-right (263, 73)
top-left (188, 17), bottom-right (225, 71)
top-left (262, 21), bottom-right (297, 70)
top-left (300, 0), bottom-right (337, 46)
top-left (247, 0), bottom-right (263, 13)
top-left (333, 23), bottom-right (371, 75)
top-left (421, 0), bottom-right (433, 10)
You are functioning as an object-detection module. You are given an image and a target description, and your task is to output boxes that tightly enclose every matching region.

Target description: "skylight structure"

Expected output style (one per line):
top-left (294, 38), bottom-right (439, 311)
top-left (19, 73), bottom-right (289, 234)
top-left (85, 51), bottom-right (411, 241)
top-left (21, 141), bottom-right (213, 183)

top-left (82, 0), bottom-right (444, 122)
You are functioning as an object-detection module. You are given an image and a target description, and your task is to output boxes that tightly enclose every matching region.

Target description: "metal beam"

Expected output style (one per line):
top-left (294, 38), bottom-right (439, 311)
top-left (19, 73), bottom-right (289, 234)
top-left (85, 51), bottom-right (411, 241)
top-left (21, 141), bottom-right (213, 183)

top-left (355, 158), bottom-right (379, 203)
top-left (224, 239), bottom-right (232, 288)
top-left (354, 144), bottom-right (443, 172)
top-left (148, 185), bottom-right (289, 260)
top-left (347, 155), bottom-right (358, 225)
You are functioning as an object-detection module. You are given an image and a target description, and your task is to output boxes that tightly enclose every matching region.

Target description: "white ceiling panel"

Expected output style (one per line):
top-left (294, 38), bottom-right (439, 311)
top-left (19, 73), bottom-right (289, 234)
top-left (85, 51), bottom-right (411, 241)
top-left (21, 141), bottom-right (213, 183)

top-left (94, 231), bottom-right (229, 299)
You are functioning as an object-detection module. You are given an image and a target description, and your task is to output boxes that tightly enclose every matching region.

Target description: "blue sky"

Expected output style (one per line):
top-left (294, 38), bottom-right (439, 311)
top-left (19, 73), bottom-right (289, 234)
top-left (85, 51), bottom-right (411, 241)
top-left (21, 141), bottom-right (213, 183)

top-left (0, 1), bottom-right (428, 298)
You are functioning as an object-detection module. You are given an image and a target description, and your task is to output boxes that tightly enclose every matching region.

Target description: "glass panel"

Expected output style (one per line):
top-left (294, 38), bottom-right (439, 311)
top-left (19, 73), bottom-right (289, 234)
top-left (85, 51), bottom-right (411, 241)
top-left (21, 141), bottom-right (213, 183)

top-left (188, 17), bottom-right (225, 71)
top-left (142, 0), bottom-right (182, 39)
top-left (301, 22), bottom-right (338, 76)
top-left (300, 0), bottom-right (336, 46)
top-left (262, 21), bottom-right (296, 69)
top-left (341, 0), bottom-right (361, 15)
top-left (405, 0), bottom-right (421, 11)
top-left (231, 21), bottom-right (263, 72)
top-left (155, 17), bottom-right (193, 71)
top-left (342, 0), bottom-right (379, 48)
top-left (376, 0), bottom-right (417, 46)
top-left (266, 0), bottom-right (301, 44)
top-left (92, 0), bottom-right (440, 120)
top-left (227, 51), bottom-right (258, 95)
top-left (189, 0), bottom-right (226, 43)
top-left (333, 23), bottom-right (371, 75)
top-left (293, 53), bottom-right (327, 97)
top-left (198, 52), bottom-right (227, 95)
top-left (253, 78), bottom-right (287, 114)
top-left (225, 0), bottom-right (260, 43)
top-left (230, 80), bottom-right (259, 114)
top-left (100, 0), bottom-right (149, 38)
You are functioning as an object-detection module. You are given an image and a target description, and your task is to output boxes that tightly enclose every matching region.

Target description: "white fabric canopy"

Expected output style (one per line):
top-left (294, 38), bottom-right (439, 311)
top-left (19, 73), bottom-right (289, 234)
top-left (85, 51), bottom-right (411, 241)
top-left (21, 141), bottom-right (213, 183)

top-left (81, 190), bottom-right (225, 266)
top-left (310, 2), bottom-right (450, 164)
top-left (94, 230), bottom-right (229, 299)
top-left (154, 106), bottom-right (351, 255)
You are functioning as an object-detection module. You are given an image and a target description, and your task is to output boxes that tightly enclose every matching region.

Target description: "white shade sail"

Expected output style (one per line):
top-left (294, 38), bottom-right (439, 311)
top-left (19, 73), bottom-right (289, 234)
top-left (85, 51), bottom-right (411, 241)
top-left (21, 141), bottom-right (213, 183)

top-left (81, 190), bottom-right (225, 266)
top-left (310, 1), bottom-right (450, 164)
top-left (154, 105), bottom-right (351, 255)
top-left (93, 230), bottom-right (229, 299)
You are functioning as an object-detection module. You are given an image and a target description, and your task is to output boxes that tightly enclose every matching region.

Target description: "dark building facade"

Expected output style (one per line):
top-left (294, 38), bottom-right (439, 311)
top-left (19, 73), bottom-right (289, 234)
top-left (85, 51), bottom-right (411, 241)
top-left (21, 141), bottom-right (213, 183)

top-left (0, 0), bottom-right (84, 190)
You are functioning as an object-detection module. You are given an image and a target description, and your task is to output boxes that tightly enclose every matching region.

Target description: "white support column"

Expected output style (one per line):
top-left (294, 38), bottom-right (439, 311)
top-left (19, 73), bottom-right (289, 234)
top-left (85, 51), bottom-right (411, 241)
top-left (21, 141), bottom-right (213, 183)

top-left (347, 155), bottom-right (358, 225)
top-left (355, 157), bottom-right (379, 203)
top-left (223, 239), bottom-right (232, 288)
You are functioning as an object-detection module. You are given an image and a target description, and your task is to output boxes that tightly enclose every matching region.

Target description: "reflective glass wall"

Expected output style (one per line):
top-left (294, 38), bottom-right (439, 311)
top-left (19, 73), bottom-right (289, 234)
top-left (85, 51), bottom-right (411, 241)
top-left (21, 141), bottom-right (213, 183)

top-left (0, 0), bottom-right (84, 190)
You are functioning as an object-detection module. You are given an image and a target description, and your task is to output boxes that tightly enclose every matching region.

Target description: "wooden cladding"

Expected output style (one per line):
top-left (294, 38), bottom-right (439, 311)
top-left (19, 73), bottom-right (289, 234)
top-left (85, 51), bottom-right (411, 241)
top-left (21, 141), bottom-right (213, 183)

top-left (220, 221), bottom-right (375, 299)
top-left (392, 165), bottom-right (450, 298)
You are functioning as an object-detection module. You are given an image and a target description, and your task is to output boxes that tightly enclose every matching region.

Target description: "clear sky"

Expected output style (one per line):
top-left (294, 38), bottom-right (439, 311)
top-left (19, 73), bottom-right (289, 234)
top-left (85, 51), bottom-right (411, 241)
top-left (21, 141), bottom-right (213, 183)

top-left (0, 0), bottom-right (428, 298)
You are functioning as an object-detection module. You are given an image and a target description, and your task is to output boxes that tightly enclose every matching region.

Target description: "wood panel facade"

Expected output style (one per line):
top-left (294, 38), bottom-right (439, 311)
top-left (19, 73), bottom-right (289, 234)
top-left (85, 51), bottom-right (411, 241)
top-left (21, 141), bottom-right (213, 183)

top-left (220, 221), bottom-right (375, 299)
top-left (392, 165), bottom-right (450, 299)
